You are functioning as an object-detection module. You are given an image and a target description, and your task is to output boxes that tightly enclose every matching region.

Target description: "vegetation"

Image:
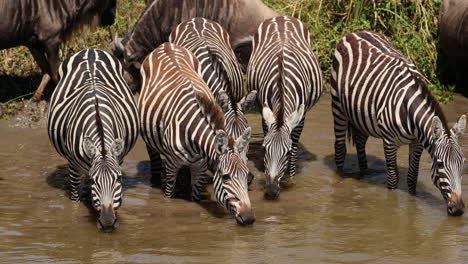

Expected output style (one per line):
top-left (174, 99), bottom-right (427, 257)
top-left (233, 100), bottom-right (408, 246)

top-left (0, 0), bottom-right (453, 116)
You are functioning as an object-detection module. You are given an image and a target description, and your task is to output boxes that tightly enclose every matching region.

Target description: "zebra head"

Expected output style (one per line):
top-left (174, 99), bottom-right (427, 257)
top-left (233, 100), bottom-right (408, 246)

top-left (213, 128), bottom-right (255, 225)
top-left (219, 90), bottom-right (257, 162)
top-left (83, 137), bottom-right (124, 231)
top-left (262, 104), bottom-right (305, 200)
top-left (431, 115), bottom-right (466, 216)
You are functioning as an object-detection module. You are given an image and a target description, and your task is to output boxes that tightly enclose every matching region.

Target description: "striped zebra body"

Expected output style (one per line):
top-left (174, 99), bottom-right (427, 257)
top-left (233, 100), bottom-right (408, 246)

top-left (247, 16), bottom-right (323, 199)
top-left (169, 18), bottom-right (257, 160)
top-left (139, 43), bottom-right (254, 225)
top-left (47, 49), bottom-right (139, 230)
top-left (331, 31), bottom-right (466, 216)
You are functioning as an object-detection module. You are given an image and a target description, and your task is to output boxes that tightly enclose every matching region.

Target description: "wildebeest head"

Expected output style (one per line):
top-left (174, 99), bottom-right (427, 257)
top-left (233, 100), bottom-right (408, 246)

top-left (81, 0), bottom-right (116, 26)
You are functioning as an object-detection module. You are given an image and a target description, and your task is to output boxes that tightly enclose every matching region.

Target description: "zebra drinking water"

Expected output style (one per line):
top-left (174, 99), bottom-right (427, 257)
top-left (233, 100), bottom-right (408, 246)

top-left (331, 31), bottom-right (466, 216)
top-left (247, 16), bottom-right (323, 200)
top-left (47, 49), bottom-right (139, 231)
top-left (138, 43), bottom-right (254, 225)
top-left (169, 18), bottom-right (257, 161)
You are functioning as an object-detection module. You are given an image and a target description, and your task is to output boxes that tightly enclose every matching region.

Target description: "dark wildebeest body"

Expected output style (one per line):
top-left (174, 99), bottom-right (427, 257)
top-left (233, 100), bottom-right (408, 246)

top-left (0, 0), bottom-right (116, 98)
top-left (110, 0), bottom-right (278, 91)
top-left (439, 0), bottom-right (468, 94)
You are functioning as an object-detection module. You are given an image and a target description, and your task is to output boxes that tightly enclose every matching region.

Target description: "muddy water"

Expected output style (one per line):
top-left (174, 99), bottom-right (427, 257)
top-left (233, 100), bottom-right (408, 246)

top-left (1, 94), bottom-right (467, 264)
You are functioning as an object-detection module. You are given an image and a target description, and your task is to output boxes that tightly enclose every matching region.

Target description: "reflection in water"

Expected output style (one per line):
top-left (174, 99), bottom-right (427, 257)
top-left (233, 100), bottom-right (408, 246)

top-left (0, 94), bottom-right (467, 263)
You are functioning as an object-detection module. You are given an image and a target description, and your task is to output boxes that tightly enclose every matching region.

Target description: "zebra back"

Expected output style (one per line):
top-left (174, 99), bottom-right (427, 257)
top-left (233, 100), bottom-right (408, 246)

top-left (169, 18), bottom-right (256, 150)
top-left (48, 49), bottom-right (138, 170)
top-left (248, 16), bottom-right (322, 119)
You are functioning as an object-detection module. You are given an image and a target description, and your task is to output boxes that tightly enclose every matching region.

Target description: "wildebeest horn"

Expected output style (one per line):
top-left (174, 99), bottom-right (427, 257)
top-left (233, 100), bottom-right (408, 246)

top-left (113, 32), bottom-right (124, 53)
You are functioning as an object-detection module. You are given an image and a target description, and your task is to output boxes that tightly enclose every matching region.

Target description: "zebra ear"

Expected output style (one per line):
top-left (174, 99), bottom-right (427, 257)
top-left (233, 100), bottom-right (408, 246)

top-left (215, 130), bottom-right (229, 155)
top-left (431, 116), bottom-right (444, 141)
top-left (239, 90), bottom-right (257, 112)
top-left (111, 138), bottom-right (124, 157)
top-left (217, 90), bottom-right (230, 113)
top-left (235, 127), bottom-right (251, 157)
top-left (83, 137), bottom-right (97, 158)
top-left (287, 104), bottom-right (305, 130)
top-left (262, 104), bottom-right (275, 128)
top-left (452, 114), bottom-right (466, 137)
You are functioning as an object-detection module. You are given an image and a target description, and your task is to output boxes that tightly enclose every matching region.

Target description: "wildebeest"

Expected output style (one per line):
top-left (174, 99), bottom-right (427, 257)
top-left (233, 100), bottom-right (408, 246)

top-left (110, 0), bottom-right (278, 91)
top-left (439, 0), bottom-right (468, 94)
top-left (0, 0), bottom-right (117, 100)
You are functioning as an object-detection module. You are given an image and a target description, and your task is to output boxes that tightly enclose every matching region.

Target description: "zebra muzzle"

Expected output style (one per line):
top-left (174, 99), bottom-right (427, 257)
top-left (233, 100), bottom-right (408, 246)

top-left (264, 183), bottom-right (281, 200)
top-left (447, 193), bottom-right (465, 216)
top-left (228, 198), bottom-right (255, 226)
top-left (97, 206), bottom-right (118, 232)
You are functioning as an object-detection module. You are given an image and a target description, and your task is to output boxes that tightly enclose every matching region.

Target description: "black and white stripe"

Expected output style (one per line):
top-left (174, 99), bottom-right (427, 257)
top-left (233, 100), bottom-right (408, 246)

top-left (138, 43), bottom-right (255, 225)
top-left (331, 31), bottom-right (466, 216)
top-left (169, 18), bottom-right (256, 160)
top-left (247, 16), bottom-right (323, 199)
top-left (47, 49), bottom-right (139, 230)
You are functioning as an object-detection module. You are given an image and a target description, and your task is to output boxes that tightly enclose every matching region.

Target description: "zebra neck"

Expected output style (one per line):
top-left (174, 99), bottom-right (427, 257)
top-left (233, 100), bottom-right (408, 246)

top-left (417, 112), bottom-right (448, 157)
top-left (196, 130), bottom-right (219, 171)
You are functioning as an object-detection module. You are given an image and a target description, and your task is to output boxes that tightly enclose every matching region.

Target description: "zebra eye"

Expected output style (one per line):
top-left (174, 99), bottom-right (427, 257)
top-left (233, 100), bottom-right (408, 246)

top-left (437, 162), bottom-right (444, 170)
top-left (222, 174), bottom-right (231, 183)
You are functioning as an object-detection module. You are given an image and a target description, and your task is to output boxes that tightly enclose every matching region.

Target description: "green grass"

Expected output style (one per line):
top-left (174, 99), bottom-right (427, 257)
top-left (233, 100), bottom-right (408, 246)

top-left (0, 0), bottom-right (453, 109)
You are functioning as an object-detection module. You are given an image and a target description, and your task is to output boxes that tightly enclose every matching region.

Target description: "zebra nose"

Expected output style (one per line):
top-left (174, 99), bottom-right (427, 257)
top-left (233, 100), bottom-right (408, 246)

top-left (97, 206), bottom-right (118, 232)
top-left (264, 183), bottom-right (280, 200)
top-left (235, 206), bottom-right (255, 226)
top-left (447, 193), bottom-right (465, 216)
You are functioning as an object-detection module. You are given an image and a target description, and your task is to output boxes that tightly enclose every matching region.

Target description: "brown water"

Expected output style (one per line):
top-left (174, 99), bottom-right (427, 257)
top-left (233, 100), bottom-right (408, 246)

top-left (1, 94), bottom-right (467, 264)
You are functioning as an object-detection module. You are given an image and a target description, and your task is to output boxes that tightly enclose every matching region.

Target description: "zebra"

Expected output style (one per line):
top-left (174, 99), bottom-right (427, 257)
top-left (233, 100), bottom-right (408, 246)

top-left (47, 49), bottom-right (139, 231)
top-left (331, 31), bottom-right (466, 216)
top-left (247, 16), bottom-right (323, 200)
top-left (169, 18), bottom-right (257, 161)
top-left (138, 42), bottom-right (255, 225)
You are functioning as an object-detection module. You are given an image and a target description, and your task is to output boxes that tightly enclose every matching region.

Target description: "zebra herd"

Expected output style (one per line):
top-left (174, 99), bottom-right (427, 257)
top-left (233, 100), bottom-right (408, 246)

top-left (46, 16), bottom-right (465, 232)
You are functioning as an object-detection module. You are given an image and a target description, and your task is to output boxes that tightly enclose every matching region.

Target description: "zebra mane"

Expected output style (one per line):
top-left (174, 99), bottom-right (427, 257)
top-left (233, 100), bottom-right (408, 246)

top-left (412, 72), bottom-right (450, 134)
top-left (275, 51), bottom-right (286, 127)
top-left (194, 90), bottom-right (226, 131)
top-left (94, 96), bottom-right (107, 157)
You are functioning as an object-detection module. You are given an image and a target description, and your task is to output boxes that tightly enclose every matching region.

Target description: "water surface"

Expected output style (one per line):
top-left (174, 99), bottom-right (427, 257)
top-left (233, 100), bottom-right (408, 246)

top-left (1, 94), bottom-right (467, 264)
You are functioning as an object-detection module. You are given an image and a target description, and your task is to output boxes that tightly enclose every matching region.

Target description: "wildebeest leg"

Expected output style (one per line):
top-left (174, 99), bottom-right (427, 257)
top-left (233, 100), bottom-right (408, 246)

top-left (46, 44), bottom-right (60, 82)
top-left (28, 47), bottom-right (52, 101)
top-left (189, 162), bottom-right (207, 202)
top-left (383, 139), bottom-right (400, 190)
top-left (147, 147), bottom-right (164, 186)
top-left (407, 142), bottom-right (423, 195)
top-left (352, 127), bottom-right (369, 174)
top-left (288, 117), bottom-right (305, 179)
top-left (68, 164), bottom-right (82, 201)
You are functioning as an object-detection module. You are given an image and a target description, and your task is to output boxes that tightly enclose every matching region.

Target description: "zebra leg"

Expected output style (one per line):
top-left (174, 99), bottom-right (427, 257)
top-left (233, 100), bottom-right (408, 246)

top-left (68, 165), bottom-right (82, 201)
top-left (352, 127), bottom-right (369, 174)
top-left (332, 101), bottom-right (348, 171)
top-left (163, 161), bottom-right (179, 198)
top-left (407, 142), bottom-right (424, 195)
top-left (189, 163), bottom-right (208, 202)
top-left (147, 147), bottom-right (164, 186)
top-left (288, 117), bottom-right (305, 179)
top-left (383, 139), bottom-right (400, 189)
